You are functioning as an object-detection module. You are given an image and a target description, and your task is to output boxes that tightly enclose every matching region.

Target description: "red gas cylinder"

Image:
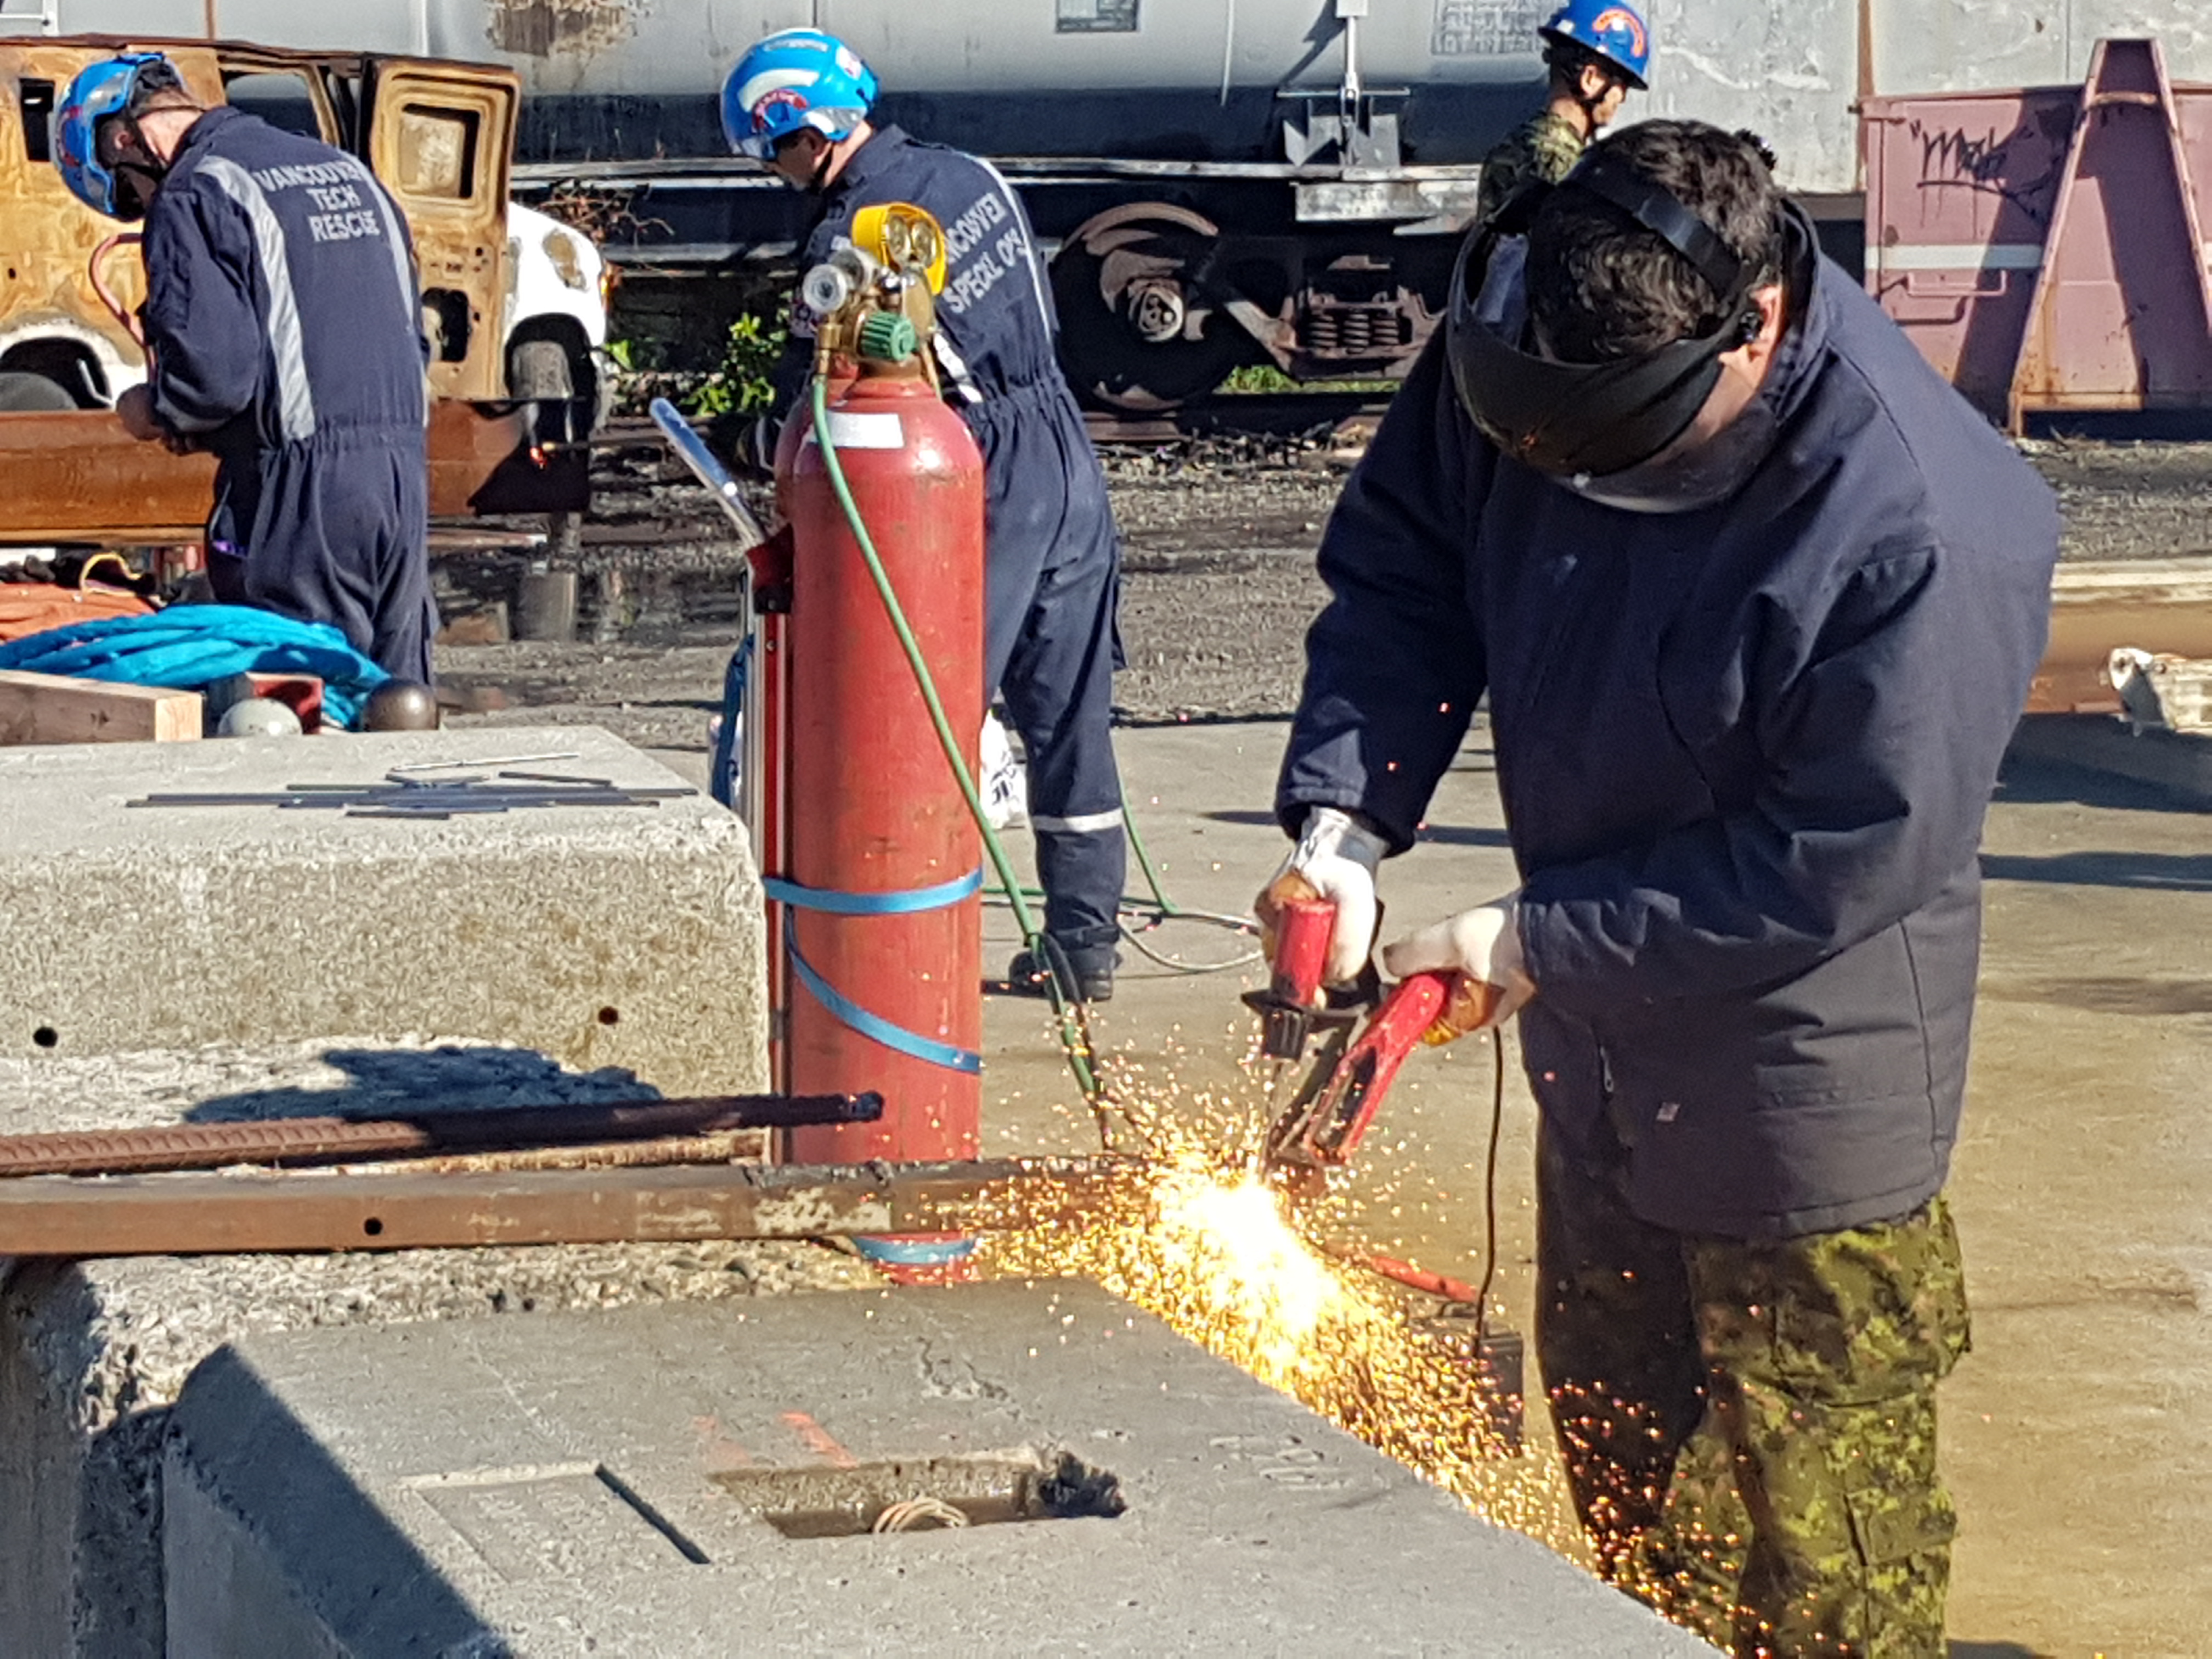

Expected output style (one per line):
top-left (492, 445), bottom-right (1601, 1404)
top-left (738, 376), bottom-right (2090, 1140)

top-left (772, 362), bottom-right (985, 1201)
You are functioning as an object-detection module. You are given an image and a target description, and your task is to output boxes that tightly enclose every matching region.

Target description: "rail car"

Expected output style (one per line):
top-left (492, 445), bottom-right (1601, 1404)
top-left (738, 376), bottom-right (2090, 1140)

top-left (7, 1), bottom-right (2209, 408)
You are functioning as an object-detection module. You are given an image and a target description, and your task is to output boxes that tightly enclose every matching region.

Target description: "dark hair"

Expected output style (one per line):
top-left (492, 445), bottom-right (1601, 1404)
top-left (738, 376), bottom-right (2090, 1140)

top-left (1525, 120), bottom-right (1783, 363)
top-left (1542, 37), bottom-right (1620, 93)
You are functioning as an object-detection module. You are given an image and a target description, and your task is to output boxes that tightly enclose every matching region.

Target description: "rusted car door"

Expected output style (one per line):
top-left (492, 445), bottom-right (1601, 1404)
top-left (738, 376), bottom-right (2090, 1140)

top-left (362, 57), bottom-right (519, 405)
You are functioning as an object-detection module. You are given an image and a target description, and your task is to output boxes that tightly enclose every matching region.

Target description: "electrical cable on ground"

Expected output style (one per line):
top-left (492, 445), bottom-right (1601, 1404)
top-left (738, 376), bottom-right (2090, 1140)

top-left (871, 1496), bottom-right (970, 1533)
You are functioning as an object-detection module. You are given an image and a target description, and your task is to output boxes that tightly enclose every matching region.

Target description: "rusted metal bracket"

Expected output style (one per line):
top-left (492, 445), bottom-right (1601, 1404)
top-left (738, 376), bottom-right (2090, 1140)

top-left (0, 1155), bottom-right (1139, 1257)
top-left (0, 1093), bottom-right (881, 1180)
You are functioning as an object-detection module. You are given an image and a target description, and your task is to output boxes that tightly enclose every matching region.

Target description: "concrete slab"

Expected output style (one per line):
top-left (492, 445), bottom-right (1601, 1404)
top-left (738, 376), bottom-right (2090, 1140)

top-left (0, 1040), bottom-right (876, 1657)
top-left (0, 725), bottom-right (767, 1098)
top-left (162, 1280), bottom-right (1709, 1657)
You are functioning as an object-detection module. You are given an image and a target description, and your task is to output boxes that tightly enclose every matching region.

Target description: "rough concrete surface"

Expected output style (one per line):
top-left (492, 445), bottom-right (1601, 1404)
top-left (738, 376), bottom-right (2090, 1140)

top-left (162, 1281), bottom-right (1711, 1657)
top-left (0, 1040), bottom-right (875, 1657)
top-left (0, 725), bottom-right (767, 1098)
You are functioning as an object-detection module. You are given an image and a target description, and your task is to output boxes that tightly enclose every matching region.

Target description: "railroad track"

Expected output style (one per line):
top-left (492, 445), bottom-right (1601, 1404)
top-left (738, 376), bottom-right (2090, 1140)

top-left (1081, 391), bottom-right (1394, 445)
top-left (591, 391), bottom-right (1393, 458)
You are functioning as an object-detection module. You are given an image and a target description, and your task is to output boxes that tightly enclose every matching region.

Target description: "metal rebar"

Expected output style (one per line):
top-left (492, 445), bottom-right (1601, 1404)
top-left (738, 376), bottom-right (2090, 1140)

top-left (0, 1093), bottom-right (882, 1179)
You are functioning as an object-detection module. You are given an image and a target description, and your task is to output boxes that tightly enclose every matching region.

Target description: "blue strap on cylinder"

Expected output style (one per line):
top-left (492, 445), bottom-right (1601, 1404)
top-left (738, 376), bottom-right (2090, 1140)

top-left (764, 868), bottom-right (981, 915)
top-left (783, 927), bottom-right (983, 1074)
top-left (852, 1234), bottom-right (980, 1266)
top-left (767, 868), bottom-right (985, 1074)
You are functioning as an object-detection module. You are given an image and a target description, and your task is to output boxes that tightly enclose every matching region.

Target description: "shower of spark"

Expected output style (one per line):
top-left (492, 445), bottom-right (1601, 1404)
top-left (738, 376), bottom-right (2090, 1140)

top-left (977, 1075), bottom-right (1588, 1555)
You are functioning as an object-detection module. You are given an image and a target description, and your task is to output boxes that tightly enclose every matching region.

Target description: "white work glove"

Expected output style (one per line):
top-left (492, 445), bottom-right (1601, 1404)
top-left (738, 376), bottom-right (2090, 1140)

top-left (1257, 806), bottom-right (1390, 987)
top-left (1380, 890), bottom-right (1537, 1030)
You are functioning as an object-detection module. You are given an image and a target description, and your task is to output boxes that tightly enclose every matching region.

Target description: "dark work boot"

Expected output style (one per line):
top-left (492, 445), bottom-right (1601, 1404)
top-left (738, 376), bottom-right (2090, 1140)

top-left (1006, 935), bottom-right (1117, 1004)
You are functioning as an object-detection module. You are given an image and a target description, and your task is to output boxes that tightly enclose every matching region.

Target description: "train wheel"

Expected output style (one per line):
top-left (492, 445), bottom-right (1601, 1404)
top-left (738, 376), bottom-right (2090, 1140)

top-left (1051, 204), bottom-right (1254, 411)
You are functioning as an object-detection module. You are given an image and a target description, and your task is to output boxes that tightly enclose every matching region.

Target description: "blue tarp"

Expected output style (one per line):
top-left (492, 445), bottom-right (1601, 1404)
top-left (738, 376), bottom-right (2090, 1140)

top-left (0, 605), bottom-right (392, 730)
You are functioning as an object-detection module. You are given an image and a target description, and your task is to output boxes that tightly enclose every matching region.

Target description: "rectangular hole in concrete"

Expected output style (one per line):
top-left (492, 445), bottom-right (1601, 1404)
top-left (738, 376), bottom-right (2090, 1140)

top-left (712, 1447), bottom-right (1125, 1539)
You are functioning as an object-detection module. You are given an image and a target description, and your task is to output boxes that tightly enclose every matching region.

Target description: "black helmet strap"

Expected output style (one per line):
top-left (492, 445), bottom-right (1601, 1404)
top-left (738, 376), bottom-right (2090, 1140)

top-left (1558, 151), bottom-right (1746, 307)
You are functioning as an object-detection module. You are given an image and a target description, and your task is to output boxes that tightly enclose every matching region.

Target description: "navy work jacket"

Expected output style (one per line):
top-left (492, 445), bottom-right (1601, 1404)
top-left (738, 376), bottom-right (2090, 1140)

top-left (1278, 236), bottom-right (2059, 1240)
top-left (143, 107), bottom-right (426, 461)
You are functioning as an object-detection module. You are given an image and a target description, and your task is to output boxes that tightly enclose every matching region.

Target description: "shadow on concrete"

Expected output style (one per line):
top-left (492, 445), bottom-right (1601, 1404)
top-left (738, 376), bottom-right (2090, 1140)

top-left (1980, 850), bottom-right (2212, 891)
top-left (1985, 976), bottom-right (2212, 1016)
top-left (184, 1046), bottom-right (657, 1124)
top-left (1949, 1643), bottom-right (2051, 1659)
top-left (168, 1345), bottom-right (505, 1654)
top-left (1995, 751), bottom-right (2205, 814)
top-left (1113, 709), bottom-right (1295, 730)
top-left (1413, 823), bottom-right (1511, 849)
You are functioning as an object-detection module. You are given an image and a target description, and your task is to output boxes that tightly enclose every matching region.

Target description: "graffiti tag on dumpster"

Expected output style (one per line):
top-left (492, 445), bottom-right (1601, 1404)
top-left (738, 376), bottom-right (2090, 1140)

top-left (1907, 106), bottom-right (2070, 222)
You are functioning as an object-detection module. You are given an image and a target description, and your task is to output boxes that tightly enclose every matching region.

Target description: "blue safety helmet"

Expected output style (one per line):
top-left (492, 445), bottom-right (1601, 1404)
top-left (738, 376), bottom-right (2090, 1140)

top-left (721, 29), bottom-right (878, 162)
top-left (55, 51), bottom-right (187, 219)
top-left (1539, 0), bottom-right (1651, 90)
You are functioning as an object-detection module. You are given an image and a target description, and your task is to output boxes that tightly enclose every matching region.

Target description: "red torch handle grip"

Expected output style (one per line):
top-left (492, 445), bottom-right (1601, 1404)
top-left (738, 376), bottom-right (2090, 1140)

top-left (1271, 896), bottom-right (1337, 1006)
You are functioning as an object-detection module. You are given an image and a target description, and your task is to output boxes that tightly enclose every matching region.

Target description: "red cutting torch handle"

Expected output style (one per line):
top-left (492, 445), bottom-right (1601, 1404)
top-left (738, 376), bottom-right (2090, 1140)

top-left (1269, 895), bottom-right (1335, 1009)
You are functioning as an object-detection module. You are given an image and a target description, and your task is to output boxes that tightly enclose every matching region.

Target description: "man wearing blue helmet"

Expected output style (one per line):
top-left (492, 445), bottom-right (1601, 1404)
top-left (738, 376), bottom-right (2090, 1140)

top-left (55, 53), bottom-right (436, 686)
top-left (1474, 0), bottom-right (1651, 223)
top-left (727, 29), bottom-right (1129, 1005)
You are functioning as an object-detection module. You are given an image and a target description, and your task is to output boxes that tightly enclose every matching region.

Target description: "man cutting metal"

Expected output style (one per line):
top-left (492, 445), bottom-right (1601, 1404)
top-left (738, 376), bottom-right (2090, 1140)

top-left (1263, 121), bottom-right (2057, 1655)
top-left (54, 52), bottom-right (436, 685)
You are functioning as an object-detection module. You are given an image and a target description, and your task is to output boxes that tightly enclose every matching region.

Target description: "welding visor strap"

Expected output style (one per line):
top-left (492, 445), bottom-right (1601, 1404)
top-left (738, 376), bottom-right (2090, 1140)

top-left (1561, 150), bottom-right (1746, 302)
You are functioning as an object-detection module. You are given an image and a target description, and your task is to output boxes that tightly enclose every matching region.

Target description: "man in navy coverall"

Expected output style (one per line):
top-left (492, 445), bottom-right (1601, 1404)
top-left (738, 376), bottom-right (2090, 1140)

top-left (726, 28), bottom-right (1128, 1003)
top-left (57, 53), bottom-right (435, 683)
top-left (1265, 122), bottom-right (2056, 1654)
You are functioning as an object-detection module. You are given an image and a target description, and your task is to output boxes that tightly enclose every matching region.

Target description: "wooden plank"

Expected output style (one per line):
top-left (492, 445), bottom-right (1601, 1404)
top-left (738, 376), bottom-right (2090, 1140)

top-left (0, 669), bottom-right (201, 746)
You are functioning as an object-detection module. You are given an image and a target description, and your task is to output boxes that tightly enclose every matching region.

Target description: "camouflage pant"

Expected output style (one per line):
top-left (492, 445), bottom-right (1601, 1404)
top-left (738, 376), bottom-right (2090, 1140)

top-left (1535, 1133), bottom-right (1971, 1658)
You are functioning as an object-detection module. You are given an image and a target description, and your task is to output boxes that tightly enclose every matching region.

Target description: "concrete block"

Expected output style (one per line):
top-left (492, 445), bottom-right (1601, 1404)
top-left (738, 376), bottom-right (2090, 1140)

top-left (0, 1040), bottom-right (877, 1657)
top-left (162, 1282), bottom-right (1709, 1657)
top-left (0, 725), bottom-right (768, 1097)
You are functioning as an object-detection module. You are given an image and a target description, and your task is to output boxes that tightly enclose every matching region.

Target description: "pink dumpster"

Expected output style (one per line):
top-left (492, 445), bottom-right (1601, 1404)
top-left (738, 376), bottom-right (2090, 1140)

top-left (1863, 37), bottom-right (2212, 428)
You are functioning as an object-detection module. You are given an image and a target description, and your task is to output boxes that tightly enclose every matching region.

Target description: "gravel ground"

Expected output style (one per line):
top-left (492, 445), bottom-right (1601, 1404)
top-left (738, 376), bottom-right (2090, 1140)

top-left (432, 428), bottom-right (2212, 751)
top-left (2021, 435), bottom-right (2212, 563)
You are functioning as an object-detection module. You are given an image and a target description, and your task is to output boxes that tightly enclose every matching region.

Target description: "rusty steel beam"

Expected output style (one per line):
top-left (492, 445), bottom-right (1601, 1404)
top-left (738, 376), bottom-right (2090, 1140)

top-left (0, 1093), bottom-right (881, 1179)
top-left (0, 404), bottom-right (578, 546)
top-left (0, 1155), bottom-right (1139, 1257)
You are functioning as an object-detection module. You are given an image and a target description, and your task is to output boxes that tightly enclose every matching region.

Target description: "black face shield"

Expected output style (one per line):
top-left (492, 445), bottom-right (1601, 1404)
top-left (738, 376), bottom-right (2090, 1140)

top-left (1446, 151), bottom-right (1773, 488)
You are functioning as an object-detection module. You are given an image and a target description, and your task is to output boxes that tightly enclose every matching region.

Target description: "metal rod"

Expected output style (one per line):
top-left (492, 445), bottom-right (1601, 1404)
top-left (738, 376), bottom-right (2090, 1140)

top-left (386, 752), bottom-right (583, 773)
top-left (0, 1155), bottom-right (1138, 1257)
top-left (0, 1093), bottom-right (882, 1179)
